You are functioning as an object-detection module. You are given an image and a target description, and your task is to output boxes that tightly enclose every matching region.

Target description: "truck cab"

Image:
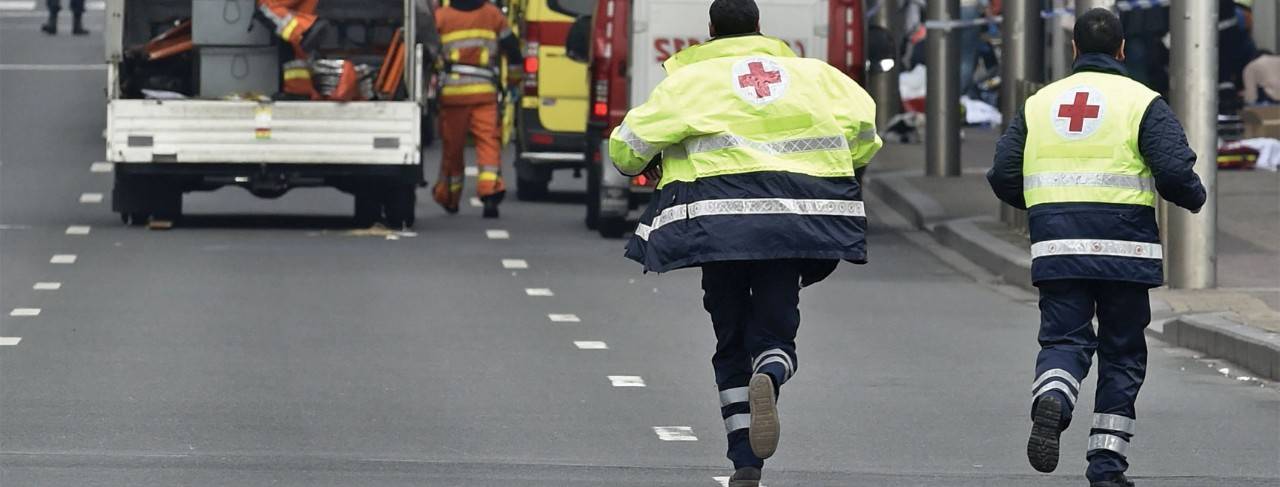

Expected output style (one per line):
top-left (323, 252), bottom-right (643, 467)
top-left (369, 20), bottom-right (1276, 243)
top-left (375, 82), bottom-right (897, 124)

top-left (104, 0), bottom-right (428, 228)
top-left (580, 0), bottom-right (864, 237)
top-left (511, 0), bottom-right (591, 200)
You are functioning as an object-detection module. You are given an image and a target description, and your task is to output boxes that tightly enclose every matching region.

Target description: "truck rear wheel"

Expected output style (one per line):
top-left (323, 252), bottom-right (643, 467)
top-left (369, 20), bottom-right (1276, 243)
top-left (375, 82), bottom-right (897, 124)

top-left (384, 185), bottom-right (417, 230)
top-left (514, 156), bottom-right (551, 201)
top-left (353, 192), bottom-right (381, 228)
top-left (114, 173), bottom-right (182, 227)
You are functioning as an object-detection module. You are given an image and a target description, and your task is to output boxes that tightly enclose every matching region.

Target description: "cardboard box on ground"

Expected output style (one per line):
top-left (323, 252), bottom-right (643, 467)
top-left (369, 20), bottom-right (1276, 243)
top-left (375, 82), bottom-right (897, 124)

top-left (1240, 105), bottom-right (1280, 139)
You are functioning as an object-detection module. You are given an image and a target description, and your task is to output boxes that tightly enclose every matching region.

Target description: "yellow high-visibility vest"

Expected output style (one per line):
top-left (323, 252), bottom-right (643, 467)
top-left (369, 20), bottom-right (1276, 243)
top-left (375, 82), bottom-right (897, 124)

top-left (1022, 71), bottom-right (1160, 207)
top-left (608, 36), bottom-right (881, 189)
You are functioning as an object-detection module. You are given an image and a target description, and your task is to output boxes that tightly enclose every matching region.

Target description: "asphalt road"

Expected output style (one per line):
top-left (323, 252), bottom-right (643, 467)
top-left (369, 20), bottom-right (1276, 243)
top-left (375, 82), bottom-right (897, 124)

top-left (2, 11), bottom-right (1278, 486)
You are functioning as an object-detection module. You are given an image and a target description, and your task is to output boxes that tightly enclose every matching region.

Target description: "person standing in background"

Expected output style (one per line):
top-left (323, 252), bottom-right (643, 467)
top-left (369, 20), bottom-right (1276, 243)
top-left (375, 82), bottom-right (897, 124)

top-left (41, 0), bottom-right (88, 36)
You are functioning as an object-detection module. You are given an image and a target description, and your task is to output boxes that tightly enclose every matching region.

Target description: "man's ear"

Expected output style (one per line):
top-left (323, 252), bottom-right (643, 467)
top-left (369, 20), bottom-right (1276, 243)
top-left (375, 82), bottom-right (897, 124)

top-left (755, 21), bottom-right (760, 33)
top-left (1115, 39), bottom-right (1126, 62)
top-left (1071, 40), bottom-right (1079, 61)
top-left (708, 21), bottom-right (716, 38)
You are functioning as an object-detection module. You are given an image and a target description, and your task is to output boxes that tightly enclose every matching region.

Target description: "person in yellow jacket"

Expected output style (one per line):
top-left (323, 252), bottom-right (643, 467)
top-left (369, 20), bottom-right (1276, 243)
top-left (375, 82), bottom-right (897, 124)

top-left (608, 0), bottom-right (880, 484)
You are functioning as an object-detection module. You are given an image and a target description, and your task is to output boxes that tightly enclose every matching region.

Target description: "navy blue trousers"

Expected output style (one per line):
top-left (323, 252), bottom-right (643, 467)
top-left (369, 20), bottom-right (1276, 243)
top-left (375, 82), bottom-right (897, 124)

top-left (46, 0), bottom-right (85, 14)
top-left (1032, 279), bottom-right (1150, 482)
top-left (702, 260), bottom-right (809, 469)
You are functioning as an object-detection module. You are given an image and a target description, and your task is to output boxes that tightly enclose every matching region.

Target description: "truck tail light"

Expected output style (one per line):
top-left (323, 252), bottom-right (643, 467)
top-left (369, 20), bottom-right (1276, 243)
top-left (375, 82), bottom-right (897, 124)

top-left (523, 56), bottom-right (539, 74)
top-left (523, 39), bottom-right (540, 96)
top-left (593, 102), bottom-right (608, 117)
top-left (591, 79), bottom-right (609, 119)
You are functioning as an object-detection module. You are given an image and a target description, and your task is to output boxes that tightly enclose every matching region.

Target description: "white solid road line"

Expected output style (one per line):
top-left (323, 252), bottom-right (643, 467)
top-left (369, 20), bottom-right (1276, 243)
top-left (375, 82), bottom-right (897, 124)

top-left (0, 1), bottom-right (35, 10)
top-left (89, 162), bottom-right (113, 173)
top-left (608, 375), bottom-right (645, 387)
top-left (79, 193), bottom-right (104, 204)
top-left (548, 313), bottom-right (581, 323)
top-left (574, 341), bottom-right (608, 350)
top-left (652, 426), bottom-right (697, 441)
top-left (486, 229), bottom-right (510, 240)
top-left (0, 337), bottom-right (21, 346)
top-left (50, 254), bottom-right (77, 264)
top-left (501, 259), bottom-right (528, 269)
top-left (525, 288), bottom-right (555, 297)
top-left (66, 225), bottom-right (90, 235)
top-left (0, 64), bottom-right (107, 71)
top-left (9, 308), bottom-right (40, 317)
top-left (33, 282), bottom-right (61, 290)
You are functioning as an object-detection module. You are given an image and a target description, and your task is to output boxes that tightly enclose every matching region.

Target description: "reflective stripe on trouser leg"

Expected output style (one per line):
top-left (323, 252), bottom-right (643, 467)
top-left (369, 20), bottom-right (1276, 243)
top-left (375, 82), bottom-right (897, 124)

top-left (1031, 368), bottom-right (1081, 407)
top-left (1088, 434), bottom-right (1130, 457)
top-left (1034, 280), bottom-right (1099, 426)
top-left (752, 348), bottom-right (795, 383)
top-left (1092, 413), bottom-right (1135, 435)
top-left (703, 263), bottom-right (762, 469)
top-left (470, 103), bottom-right (505, 198)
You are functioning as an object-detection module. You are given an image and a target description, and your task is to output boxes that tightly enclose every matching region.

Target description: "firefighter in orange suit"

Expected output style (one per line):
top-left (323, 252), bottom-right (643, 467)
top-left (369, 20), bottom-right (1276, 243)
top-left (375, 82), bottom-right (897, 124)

top-left (257, 0), bottom-right (331, 98)
top-left (434, 0), bottom-right (522, 218)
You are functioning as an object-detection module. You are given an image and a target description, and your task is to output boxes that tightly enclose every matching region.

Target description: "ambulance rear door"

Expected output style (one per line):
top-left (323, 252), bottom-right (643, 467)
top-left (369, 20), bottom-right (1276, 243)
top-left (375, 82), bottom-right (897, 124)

top-left (628, 0), bottom-right (829, 107)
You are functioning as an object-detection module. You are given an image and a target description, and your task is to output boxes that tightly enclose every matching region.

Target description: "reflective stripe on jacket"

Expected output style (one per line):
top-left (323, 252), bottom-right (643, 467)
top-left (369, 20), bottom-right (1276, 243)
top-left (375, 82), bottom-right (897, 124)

top-left (608, 35), bottom-right (882, 273)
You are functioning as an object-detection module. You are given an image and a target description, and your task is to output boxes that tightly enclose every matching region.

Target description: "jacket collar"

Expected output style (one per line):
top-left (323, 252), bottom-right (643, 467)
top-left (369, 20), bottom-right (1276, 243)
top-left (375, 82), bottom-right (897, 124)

top-left (1072, 52), bottom-right (1129, 77)
top-left (662, 35), bottom-right (797, 73)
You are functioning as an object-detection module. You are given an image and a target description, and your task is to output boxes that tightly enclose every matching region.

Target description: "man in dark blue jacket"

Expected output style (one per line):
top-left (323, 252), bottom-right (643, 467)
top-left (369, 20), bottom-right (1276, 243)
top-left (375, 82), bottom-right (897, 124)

top-left (987, 8), bottom-right (1206, 487)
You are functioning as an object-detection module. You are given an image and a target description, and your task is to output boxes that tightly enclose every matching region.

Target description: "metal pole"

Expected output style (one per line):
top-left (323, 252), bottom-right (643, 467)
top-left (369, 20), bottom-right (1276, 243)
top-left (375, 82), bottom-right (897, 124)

top-left (867, 0), bottom-right (902, 132)
top-left (1050, 0), bottom-right (1070, 80)
top-left (1166, 0), bottom-right (1217, 289)
top-left (999, 1), bottom-right (1044, 229)
top-left (925, 0), bottom-right (960, 177)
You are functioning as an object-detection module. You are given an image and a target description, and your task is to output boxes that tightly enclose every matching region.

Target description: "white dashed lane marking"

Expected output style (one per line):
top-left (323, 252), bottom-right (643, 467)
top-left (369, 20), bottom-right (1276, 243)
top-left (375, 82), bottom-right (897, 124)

top-left (486, 229), bottom-right (510, 240)
top-left (608, 375), bottom-right (645, 387)
top-left (574, 341), bottom-right (608, 350)
top-left (50, 254), bottom-right (77, 264)
top-left (9, 308), bottom-right (40, 317)
top-left (501, 259), bottom-right (528, 269)
top-left (0, 337), bottom-right (21, 346)
top-left (0, 1), bottom-right (36, 10)
top-left (66, 225), bottom-right (90, 235)
top-left (89, 162), bottom-right (113, 173)
top-left (525, 288), bottom-right (554, 297)
top-left (470, 197), bottom-right (482, 208)
top-left (548, 313), bottom-right (580, 323)
top-left (33, 282), bottom-right (61, 290)
top-left (79, 193), bottom-right (104, 204)
top-left (652, 426), bottom-right (697, 441)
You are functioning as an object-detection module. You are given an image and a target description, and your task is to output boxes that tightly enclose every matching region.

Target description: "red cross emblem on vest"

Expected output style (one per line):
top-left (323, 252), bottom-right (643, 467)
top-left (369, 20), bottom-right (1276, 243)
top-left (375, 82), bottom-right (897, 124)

top-left (738, 61), bottom-right (783, 98)
top-left (1057, 91), bottom-right (1101, 133)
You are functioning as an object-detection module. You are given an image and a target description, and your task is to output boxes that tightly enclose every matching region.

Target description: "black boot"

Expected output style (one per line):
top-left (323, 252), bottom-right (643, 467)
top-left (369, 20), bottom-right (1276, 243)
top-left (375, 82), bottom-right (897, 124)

top-left (728, 467), bottom-right (761, 487)
top-left (1027, 395), bottom-right (1064, 473)
top-left (40, 12), bottom-right (57, 35)
top-left (481, 194), bottom-right (500, 218)
top-left (1090, 473), bottom-right (1135, 487)
top-left (72, 13), bottom-right (88, 35)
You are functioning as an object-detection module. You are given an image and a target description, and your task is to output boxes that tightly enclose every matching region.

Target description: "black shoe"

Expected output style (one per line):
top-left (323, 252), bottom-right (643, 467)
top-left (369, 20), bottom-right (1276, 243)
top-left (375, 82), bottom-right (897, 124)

top-left (747, 373), bottom-right (780, 459)
top-left (72, 25), bottom-right (89, 35)
top-left (481, 197), bottom-right (499, 219)
top-left (728, 467), bottom-right (761, 487)
top-left (1027, 395), bottom-right (1064, 473)
top-left (40, 21), bottom-right (56, 35)
top-left (442, 205), bottom-right (459, 215)
top-left (1090, 474), bottom-right (1135, 487)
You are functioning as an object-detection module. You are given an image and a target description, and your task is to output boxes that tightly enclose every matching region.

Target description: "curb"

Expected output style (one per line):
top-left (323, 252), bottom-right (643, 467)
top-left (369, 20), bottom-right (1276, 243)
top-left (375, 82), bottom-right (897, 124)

top-left (870, 171), bottom-right (1280, 382)
top-left (1163, 312), bottom-right (1280, 381)
top-left (865, 174), bottom-right (946, 229)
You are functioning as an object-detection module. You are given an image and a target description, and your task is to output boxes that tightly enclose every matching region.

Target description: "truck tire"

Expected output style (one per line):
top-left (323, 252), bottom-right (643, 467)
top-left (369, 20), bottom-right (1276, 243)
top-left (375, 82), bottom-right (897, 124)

top-left (598, 216), bottom-right (629, 239)
top-left (514, 156), bottom-right (550, 201)
top-left (354, 191), bottom-right (381, 228)
top-left (384, 185), bottom-right (417, 229)
top-left (584, 159), bottom-right (601, 230)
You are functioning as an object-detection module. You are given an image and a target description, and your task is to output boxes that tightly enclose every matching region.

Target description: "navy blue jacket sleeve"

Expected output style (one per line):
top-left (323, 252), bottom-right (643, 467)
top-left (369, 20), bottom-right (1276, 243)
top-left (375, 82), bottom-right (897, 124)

top-left (988, 106), bottom-right (1028, 210)
top-left (1139, 98), bottom-right (1207, 212)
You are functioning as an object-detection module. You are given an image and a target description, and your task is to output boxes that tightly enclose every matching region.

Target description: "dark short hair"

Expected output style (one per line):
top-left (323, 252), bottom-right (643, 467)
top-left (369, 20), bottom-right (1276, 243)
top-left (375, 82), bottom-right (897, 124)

top-left (710, 0), bottom-right (759, 37)
top-left (1073, 8), bottom-right (1124, 55)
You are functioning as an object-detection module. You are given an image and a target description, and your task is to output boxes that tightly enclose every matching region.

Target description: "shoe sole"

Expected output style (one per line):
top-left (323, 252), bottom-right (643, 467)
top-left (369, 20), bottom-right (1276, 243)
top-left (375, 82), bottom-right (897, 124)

top-left (729, 480), bottom-right (760, 487)
top-left (748, 373), bottom-right (779, 459)
top-left (1027, 396), bottom-right (1063, 473)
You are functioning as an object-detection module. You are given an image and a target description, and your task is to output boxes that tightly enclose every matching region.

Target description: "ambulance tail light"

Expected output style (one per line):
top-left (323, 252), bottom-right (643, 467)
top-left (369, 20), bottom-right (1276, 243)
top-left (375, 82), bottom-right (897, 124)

top-left (591, 79), bottom-right (609, 119)
top-left (523, 39), bottom-right (540, 96)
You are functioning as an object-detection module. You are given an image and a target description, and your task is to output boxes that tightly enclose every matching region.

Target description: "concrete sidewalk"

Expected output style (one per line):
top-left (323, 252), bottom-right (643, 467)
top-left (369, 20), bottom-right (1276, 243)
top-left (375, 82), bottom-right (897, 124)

top-left (867, 128), bottom-right (1280, 381)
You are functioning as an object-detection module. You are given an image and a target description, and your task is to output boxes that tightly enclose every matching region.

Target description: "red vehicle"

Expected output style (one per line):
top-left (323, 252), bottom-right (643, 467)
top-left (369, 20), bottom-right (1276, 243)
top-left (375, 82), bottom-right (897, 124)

top-left (579, 0), bottom-right (865, 237)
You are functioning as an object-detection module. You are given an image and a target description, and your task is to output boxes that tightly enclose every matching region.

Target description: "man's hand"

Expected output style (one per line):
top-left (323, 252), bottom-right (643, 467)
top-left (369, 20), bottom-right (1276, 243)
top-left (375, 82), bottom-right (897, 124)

top-left (641, 156), bottom-right (662, 182)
